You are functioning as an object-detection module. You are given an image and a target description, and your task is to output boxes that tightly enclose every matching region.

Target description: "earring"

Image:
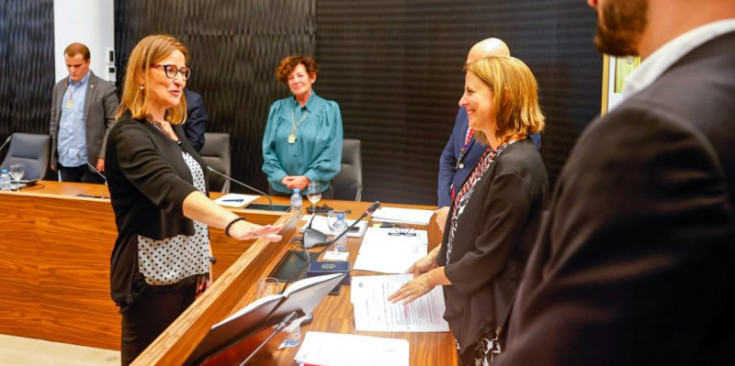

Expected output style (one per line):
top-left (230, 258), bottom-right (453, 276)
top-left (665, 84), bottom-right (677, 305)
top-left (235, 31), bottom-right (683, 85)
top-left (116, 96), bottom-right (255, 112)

top-left (139, 84), bottom-right (144, 90)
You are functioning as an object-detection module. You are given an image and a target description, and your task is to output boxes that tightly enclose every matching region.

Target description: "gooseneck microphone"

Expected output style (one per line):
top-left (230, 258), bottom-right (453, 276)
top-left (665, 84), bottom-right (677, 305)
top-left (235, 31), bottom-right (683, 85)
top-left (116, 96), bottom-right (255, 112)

top-left (284, 201), bottom-right (382, 287)
top-left (206, 166), bottom-right (274, 209)
top-left (0, 135), bottom-right (12, 153)
top-left (85, 161), bottom-right (107, 184)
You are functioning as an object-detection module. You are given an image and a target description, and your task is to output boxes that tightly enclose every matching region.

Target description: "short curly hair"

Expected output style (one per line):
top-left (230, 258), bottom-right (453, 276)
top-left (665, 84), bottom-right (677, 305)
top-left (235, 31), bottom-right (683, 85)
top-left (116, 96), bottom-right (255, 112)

top-left (275, 55), bottom-right (319, 84)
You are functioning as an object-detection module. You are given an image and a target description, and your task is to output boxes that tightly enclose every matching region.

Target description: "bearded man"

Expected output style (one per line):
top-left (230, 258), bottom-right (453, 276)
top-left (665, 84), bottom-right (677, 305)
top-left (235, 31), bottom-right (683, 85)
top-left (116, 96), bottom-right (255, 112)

top-left (496, 1), bottom-right (735, 365)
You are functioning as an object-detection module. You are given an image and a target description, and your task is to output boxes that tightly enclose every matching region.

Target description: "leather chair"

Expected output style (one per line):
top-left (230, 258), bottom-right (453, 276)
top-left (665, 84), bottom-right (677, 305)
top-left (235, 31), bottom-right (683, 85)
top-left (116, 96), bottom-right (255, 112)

top-left (332, 139), bottom-right (363, 201)
top-left (199, 132), bottom-right (231, 193)
top-left (0, 133), bottom-right (51, 180)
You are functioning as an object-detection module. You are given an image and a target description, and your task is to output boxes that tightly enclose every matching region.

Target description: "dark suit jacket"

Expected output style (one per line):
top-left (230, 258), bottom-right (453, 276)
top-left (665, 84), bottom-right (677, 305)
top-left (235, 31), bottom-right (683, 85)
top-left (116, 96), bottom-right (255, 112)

top-left (49, 71), bottom-right (118, 168)
top-left (184, 89), bottom-right (207, 152)
top-left (437, 138), bottom-right (548, 353)
top-left (497, 32), bottom-right (735, 366)
top-left (438, 108), bottom-right (485, 207)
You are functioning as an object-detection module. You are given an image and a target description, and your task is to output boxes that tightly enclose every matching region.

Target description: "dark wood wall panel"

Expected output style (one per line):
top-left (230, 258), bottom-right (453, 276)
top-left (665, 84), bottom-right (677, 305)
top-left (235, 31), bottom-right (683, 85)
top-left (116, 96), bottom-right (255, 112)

top-left (1, 0), bottom-right (600, 205)
top-left (316, 0), bottom-right (601, 204)
top-left (0, 0), bottom-right (54, 142)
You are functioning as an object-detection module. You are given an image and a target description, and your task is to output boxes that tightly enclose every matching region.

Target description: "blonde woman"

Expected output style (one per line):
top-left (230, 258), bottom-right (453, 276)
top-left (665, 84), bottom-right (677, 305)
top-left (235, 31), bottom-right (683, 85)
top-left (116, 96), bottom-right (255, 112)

top-left (105, 34), bottom-right (282, 364)
top-left (389, 56), bottom-right (548, 365)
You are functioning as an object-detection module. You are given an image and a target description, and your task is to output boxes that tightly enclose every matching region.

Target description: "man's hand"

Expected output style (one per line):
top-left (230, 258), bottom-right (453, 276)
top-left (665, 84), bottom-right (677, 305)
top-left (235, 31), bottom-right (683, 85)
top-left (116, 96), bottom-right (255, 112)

top-left (434, 207), bottom-right (449, 233)
top-left (96, 158), bottom-right (105, 173)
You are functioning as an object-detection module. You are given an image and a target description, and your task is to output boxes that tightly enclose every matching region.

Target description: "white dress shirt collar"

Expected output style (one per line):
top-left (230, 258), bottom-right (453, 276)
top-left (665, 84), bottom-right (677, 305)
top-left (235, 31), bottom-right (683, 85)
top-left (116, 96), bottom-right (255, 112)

top-left (622, 19), bottom-right (735, 101)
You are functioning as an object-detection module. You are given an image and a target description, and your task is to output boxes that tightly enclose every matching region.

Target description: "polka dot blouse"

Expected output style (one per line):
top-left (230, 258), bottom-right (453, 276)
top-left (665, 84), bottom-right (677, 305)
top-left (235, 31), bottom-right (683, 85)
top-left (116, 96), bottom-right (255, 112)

top-left (137, 151), bottom-right (210, 286)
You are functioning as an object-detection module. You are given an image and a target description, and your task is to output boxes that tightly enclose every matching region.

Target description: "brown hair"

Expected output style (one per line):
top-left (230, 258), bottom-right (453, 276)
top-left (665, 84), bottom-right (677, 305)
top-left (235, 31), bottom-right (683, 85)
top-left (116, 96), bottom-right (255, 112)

top-left (275, 55), bottom-right (318, 84)
top-left (64, 43), bottom-right (91, 61)
top-left (116, 34), bottom-right (189, 124)
top-left (465, 56), bottom-right (544, 145)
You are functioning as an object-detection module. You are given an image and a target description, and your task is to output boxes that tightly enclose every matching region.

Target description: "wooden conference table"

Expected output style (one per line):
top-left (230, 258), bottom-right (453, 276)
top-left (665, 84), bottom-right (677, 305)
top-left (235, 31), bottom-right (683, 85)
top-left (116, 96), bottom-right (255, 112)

top-left (0, 181), bottom-right (457, 365)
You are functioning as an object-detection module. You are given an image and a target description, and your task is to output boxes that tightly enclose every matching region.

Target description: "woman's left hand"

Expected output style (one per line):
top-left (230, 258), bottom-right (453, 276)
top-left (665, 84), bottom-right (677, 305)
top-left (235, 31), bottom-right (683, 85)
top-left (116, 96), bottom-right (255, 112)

top-left (387, 273), bottom-right (436, 305)
top-left (196, 272), bottom-right (212, 297)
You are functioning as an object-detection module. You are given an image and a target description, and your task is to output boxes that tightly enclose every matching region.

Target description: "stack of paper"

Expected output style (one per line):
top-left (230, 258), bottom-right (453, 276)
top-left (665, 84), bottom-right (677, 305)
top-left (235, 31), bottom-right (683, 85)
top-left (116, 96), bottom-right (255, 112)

top-left (353, 227), bottom-right (428, 273)
top-left (213, 193), bottom-right (260, 208)
top-left (371, 207), bottom-right (434, 225)
top-left (351, 274), bottom-right (449, 332)
top-left (300, 214), bottom-right (368, 238)
top-left (295, 332), bottom-right (409, 366)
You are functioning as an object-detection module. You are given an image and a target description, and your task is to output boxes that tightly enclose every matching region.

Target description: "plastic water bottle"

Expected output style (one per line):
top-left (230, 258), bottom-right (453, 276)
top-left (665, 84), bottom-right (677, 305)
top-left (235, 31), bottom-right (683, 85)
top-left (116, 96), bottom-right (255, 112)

top-left (333, 213), bottom-right (348, 253)
top-left (290, 188), bottom-right (303, 213)
top-left (0, 169), bottom-right (10, 191)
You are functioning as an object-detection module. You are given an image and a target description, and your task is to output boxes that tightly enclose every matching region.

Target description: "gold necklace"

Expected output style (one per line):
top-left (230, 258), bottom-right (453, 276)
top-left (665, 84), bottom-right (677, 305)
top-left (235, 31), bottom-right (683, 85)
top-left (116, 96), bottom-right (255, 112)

top-left (289, 108), bottom-right (309, 144)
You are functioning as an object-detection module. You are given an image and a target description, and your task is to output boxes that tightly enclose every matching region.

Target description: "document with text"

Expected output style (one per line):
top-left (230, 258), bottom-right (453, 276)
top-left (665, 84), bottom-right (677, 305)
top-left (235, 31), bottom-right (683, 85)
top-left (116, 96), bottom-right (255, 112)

top-left (353, 228), bottom-right (428, 273)
top-left (351, 274), bottom-right (449, 332)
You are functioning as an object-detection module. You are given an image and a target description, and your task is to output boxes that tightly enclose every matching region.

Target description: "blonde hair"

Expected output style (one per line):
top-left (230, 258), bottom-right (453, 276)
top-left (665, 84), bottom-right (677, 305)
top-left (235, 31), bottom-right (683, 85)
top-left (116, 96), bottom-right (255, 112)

top-left (116, 34), bottom-right (189, 125)
top-left (465, 56), bottom-right (544, 145)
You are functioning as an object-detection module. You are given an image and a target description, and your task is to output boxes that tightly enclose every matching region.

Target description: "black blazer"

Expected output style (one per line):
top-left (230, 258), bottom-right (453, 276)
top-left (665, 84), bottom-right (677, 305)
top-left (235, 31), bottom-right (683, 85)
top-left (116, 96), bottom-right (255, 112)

top-left (498, 32), bottom-right (735, 366)
top-left (437, 137), bottom-right (548, 352)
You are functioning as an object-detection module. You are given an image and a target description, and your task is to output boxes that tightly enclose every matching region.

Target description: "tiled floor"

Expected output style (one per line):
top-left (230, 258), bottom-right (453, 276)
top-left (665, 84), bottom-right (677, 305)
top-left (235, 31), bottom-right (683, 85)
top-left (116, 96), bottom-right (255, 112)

top-left (0, 334), bottom-right (119, 366)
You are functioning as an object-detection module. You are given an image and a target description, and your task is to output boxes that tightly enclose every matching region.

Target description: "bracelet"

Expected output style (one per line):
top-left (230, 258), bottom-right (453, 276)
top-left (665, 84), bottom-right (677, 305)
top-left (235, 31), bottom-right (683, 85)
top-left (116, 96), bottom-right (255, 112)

top-left (225, 216), bottom-right (247, 237)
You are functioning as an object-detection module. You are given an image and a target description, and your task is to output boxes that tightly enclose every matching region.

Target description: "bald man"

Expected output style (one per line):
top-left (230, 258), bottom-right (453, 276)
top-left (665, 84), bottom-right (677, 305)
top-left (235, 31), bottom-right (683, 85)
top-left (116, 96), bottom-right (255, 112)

top-left (436, 38), bottom-right (539, 228)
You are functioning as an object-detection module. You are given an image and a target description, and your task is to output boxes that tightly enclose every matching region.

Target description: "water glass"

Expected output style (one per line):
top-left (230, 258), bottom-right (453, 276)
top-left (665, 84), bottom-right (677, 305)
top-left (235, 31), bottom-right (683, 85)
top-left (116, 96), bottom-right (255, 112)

top-left (9, 163), bottom-right (24, 191)
top-left (307, 182), bottom-right (322, 210)
top-left (256, 277), bottom-right (280, 299)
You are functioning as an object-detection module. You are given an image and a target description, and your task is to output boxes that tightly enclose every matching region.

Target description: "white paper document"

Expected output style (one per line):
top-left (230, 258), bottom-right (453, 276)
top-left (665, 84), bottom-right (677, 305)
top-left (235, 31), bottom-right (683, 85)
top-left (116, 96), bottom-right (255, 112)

top-left (300, 214), bottom-right (368, 238)
top-left (213, 193), bottom-right (260, 208)
top-left (353, 228), bottom-right (428, 274)
top-left (351, 274), bottom-right (449, 332)
top-left (295, 331), bottom-right (409, 366)
top-left (372, 207), bottom-right (434, 225)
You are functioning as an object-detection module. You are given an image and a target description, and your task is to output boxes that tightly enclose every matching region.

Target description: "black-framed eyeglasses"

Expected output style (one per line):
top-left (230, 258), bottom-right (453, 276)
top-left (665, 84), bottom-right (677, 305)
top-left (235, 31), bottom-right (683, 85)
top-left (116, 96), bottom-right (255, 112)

top-left (151, 64), bottom-right (191, 80)
top-left (388, 226), bottom-right (417, 237)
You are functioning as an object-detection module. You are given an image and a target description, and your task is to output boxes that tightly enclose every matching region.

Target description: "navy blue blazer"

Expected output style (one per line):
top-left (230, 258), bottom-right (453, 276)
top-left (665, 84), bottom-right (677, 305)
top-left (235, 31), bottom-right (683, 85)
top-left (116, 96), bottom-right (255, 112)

top-left (438, 107), bottom-right (540, 207)
top-left (184, 89), bottom-right (207, 152)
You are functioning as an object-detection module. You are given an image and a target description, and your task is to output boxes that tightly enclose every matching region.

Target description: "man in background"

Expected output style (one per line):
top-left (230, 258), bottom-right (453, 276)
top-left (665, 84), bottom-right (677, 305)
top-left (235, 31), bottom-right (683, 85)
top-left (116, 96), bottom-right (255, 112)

top-left (184, 88), bottom-right (207, 152)
top-left (497, 0), bottom-right (735, 365)
top-left (436, 38), bottom-right (539, 229)
top-left (50, 42), bottom-right (118, 183)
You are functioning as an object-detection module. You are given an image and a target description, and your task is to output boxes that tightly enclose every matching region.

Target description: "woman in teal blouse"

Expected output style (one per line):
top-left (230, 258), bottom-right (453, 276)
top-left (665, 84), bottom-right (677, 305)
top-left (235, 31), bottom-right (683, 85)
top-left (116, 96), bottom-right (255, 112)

top-left (262, 55), bottom-right (343, 197)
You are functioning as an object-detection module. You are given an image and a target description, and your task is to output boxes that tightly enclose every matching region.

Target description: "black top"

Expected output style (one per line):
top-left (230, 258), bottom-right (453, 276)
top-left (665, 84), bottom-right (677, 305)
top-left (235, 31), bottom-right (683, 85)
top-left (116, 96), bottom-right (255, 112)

top-left (437, 137), bottom-right (548, 352)
top-left (105, 114), bottom-right (209, 309)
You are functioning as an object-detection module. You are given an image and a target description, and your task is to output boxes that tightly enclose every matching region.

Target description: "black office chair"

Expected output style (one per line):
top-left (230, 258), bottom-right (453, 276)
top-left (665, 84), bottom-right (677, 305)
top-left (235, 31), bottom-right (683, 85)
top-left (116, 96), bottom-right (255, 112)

top-left (199, 132), bottom-right (231, 193)
top-left (332, 139), bottom-right (363, 201)
top-left (0, 133), bottom-right (51, 180)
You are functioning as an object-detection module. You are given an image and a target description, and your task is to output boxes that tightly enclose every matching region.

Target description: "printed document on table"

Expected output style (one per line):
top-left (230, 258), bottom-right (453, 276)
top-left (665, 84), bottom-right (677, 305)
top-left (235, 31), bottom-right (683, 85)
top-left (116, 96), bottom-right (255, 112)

top-left (351, 274), bottom-right (449, 332)
top-left (353, 228), bottom-right (428, 273)
top-left (372, 207), bottom-right (434, 225)
top-left (213, 193), bottom-right (259, 208)
top-left (295, 331), bottom-right (409, 366)
top-left (300, 214), bottom-right (368, 238)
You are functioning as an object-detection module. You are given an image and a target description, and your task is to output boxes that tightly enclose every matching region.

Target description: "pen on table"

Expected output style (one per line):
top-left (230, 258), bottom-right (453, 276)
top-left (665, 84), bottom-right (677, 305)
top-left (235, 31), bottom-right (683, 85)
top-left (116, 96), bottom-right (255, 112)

top-left (222, 199), bottom-right (244, 202)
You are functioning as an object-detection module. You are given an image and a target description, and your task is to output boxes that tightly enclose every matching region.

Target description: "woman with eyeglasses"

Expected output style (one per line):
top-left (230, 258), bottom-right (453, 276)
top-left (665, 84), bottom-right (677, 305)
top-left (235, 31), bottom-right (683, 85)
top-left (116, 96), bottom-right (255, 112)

top-left (105, 34), bottom-right (283, 365)
top-left (262, 54), bottom-right (343, 198)
top-left (388, 56), bottom-right (549, 365)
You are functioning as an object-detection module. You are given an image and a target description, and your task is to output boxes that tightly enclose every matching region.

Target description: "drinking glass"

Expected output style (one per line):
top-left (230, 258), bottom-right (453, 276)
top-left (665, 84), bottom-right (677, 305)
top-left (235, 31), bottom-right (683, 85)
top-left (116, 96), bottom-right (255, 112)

top-left (256, 277), bottom-right (280, 299)
top-left (9, 163), bottom-right (24, 191)
top-left (307, 182), bottom-right (322, 213)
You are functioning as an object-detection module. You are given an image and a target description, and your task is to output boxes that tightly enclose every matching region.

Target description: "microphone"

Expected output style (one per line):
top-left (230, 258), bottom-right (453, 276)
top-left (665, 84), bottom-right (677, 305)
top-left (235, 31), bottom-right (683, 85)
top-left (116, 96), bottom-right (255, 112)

top-left (0, 135), bottom-right (11, 153)
top-left (284, 201), bottom-right (382, 286)
top-left (76, 152), bottom-right (107, 184)
top-left (207, 166), bottom-right (278, 210)
top-left (85, 161), bottom-right (107, 183)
